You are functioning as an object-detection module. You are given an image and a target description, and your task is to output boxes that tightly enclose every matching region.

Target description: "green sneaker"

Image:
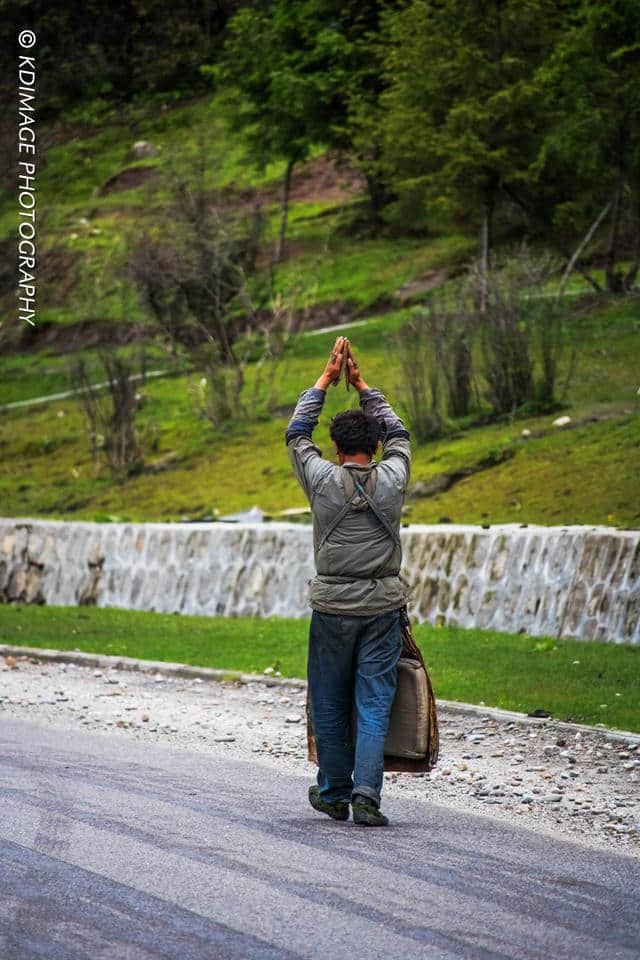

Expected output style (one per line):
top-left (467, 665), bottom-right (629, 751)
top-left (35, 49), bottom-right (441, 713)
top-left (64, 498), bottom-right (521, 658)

top-left (352, 794), bottom-right (389, 827)
top-left (308, 785), bottom-right (350, 821)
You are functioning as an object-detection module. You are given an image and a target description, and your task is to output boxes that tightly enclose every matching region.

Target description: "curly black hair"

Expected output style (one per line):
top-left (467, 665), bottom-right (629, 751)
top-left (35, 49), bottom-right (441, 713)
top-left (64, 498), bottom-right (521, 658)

top-left (329, 409), bottom-right (381, 455)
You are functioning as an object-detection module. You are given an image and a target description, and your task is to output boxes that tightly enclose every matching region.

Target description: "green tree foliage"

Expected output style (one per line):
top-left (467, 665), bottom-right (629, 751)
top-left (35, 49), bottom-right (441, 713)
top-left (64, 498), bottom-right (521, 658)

top-left (535, 0), bottom-right (640, 290)
top-left (212, 1), bottom-right (398, 252)
top-left (5, 0), bottom-right (639, 297)
top-left (3, 0), bottom-right (232, 118)
top-left (379, 0), bottom-right (563, 260)
top-left (213, 2), bottom-right (352, 258)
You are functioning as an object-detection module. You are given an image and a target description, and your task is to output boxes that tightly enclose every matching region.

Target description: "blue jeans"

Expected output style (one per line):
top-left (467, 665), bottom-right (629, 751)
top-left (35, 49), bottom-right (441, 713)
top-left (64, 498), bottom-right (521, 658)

top-left (307, 608), bottom-right (403, 807)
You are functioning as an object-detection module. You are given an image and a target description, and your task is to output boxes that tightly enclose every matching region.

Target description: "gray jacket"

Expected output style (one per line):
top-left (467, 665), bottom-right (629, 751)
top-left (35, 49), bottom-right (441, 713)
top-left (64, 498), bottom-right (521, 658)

top-left (285, 386), bottom-right (411, 615)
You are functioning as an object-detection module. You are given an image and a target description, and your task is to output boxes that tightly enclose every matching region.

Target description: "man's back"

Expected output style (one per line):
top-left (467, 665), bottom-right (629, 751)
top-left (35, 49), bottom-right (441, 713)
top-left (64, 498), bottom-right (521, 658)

top-left (286, 383), bottom-right (411, 614)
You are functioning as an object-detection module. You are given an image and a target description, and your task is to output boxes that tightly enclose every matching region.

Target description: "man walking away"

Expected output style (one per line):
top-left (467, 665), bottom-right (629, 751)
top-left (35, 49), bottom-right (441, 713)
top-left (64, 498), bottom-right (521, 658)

top-left (285, 336), bottom-right (411, 826)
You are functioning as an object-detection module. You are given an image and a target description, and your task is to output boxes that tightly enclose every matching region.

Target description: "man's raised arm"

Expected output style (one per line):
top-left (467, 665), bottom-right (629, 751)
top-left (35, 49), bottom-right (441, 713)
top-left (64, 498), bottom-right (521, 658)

top-left (285, 335), bottom-right (347, 500)
top-left (346, 344), bottom-right (411, 490)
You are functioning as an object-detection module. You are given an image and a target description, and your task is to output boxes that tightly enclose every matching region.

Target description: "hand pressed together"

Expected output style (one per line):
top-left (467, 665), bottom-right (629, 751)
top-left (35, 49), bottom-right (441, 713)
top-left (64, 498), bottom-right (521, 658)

top-left (314, 335), bottom-right (368, 393)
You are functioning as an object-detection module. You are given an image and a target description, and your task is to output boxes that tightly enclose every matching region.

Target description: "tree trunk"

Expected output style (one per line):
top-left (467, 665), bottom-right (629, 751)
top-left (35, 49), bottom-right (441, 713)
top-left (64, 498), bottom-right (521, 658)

top-left (479, 193), bottom-right (493, 314)
top-left (364, 170), bottom-right (391, 234)
top-left (605, 175), bottom-right (624, 293)
top-left (624, 185), bottom-right (640, 290)
top-left (501, 184), bottom-right (603, 293)
top-left (451, 334), bottom-right (472, 417)
top-left (276, 157), bottom-right (295, 263)
top-left (556, 200), bottom-right (612, 303)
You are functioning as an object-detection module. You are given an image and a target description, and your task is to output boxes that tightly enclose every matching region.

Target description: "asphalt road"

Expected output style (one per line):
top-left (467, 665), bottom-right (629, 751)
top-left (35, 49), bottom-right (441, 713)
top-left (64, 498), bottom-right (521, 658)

top-left (0, 718), bottom-right (638, 960)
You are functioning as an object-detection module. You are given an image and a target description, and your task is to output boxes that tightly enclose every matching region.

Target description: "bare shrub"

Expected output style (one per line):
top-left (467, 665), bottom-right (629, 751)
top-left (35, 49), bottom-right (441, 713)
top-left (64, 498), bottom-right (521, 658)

top-left (190, 286), bottom-right (307, 429)
top-left (472, 249), bottom-right (573, 415)
top-left (395, 248), bottom-right (573, 437)
top-left (129, 130), bottom-right (311, 429)
top-left (69, 347), bottom-right (148, 476)
top-left (394, 306), bottom-right (445, 442)
top-left (394, 287), bottom-right (477, 441)
top-left (128, 130), bottom-right (264, 369)
top-left (426, 291), bottom-right (475, 419)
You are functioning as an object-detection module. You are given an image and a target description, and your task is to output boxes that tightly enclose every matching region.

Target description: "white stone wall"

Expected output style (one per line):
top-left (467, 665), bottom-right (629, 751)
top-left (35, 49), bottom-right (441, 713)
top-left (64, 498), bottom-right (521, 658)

top-left (0, 518), bottom-right (638, 644)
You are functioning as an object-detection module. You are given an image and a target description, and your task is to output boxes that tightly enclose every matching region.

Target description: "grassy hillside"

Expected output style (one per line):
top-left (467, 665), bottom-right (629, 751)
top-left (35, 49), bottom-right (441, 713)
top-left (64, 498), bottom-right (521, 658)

top-left (1, 94), bottom-right (639, 528)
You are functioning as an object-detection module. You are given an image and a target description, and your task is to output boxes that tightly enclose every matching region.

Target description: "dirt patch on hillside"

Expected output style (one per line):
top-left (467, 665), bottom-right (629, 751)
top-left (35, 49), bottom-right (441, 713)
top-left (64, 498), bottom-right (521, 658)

top-left (40, 247), bottom-right (82, 303)
top-left (97, 165), bottom-right (159, 196)
top-left (396, 268), bottom-right (449, 301)
top-left (215, 155), bottom-right (363, 210)
top-left (3, 289), bottom-right (396, 356)
top-left (287, 155), bottom-right (365, 205)
top-left (13, 319), bottom-right (153, 355)
top-left (0, 244), bottom-right (83, 353)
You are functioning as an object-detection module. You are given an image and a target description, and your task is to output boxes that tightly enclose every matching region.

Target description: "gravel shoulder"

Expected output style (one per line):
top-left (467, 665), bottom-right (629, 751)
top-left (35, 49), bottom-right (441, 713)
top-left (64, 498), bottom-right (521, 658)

top-left (1, 652), bottom-right (638, 856)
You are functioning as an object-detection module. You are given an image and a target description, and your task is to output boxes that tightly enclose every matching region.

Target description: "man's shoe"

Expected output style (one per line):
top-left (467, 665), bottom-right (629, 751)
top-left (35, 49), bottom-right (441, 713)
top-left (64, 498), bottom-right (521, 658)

top-left (308, 785), bottom-right (349, 821)
top-left (352, 794), bottom-right (389, 827)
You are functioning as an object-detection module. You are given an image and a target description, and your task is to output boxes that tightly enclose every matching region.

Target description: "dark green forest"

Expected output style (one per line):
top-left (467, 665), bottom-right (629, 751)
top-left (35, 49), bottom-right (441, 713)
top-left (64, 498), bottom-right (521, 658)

top-left (4, 0), bottom-right (640, 286)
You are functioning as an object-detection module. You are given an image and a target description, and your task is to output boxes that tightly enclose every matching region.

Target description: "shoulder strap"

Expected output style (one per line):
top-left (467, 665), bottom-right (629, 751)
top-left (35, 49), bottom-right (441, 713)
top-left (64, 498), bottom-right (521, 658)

top-left (316, 487), bottom-right (359, 550)
top-left (316, 469), bottom-right (401, 554)
top-left (352, 476), bottom-right (401, 549)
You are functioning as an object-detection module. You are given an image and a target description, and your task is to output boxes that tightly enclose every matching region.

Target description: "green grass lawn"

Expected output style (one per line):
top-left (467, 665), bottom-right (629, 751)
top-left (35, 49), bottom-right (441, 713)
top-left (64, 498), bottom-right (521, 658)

top-left (2, 604), bottom-right (639, 732)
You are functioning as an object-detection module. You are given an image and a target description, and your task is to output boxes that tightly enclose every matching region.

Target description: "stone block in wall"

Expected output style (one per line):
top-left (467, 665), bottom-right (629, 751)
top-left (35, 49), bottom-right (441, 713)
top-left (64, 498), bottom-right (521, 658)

top-left (157, 529), bottom-right (173, 566)
top-left (118, 525), bottom-right (134, 561)
top-left (487, 535), bottom-right (509, 581)
top-left (608, 590), bottom-right (630, 642)
top-left (575, 533), bottom-right (603, 583)
top-left (622, 590), bottom-right (640, 643)
top-left (144, 530), bottom-right (158, 566)
top-left (563, 579), bottom-right (588, 635)
top-left (465, 580), bottom-right (482, 618)
top-left (538, 588), bottom-right (561, 634)
top-left (134, 529), bottom-right (146, 557)
top-left (416, 577), bottom-right (439, 620)
top-left (403, 533), bottom-right (430, 572)
top-left (506, 534), bottom-right (527, 573)
top-left (129, 568), bottom-right (145, 607)
top-left (442, 533), bottom-right (466, 577)
top-left (437, 578), bottom-right (451, 613)
top-left (498, 585), bottom-right (519, 622)
top-left (139, 566), bottom-right (158, 609)
top-left (520, 535), bottom-right (541, 575)
top-left (26, 530), bottom-right (44, 563)
top-left (476, 588), bottom-right (499, 628)
top-left (521, 589), bottom-right (541, 617)
top-left (451, 574), bottom-right (468, 613)
top-left (580, 617), bottom-right (597, 640)
top-left (1, 531), bottom-right (15, 557)
top-left (467, 532), bottom-right (490, 569)
top-left (600, 535), bottom-right (623, 582)
top-left (610, 538), bottom-right (635, 589)
top-left (627, 541), bottom-right (640, 589)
